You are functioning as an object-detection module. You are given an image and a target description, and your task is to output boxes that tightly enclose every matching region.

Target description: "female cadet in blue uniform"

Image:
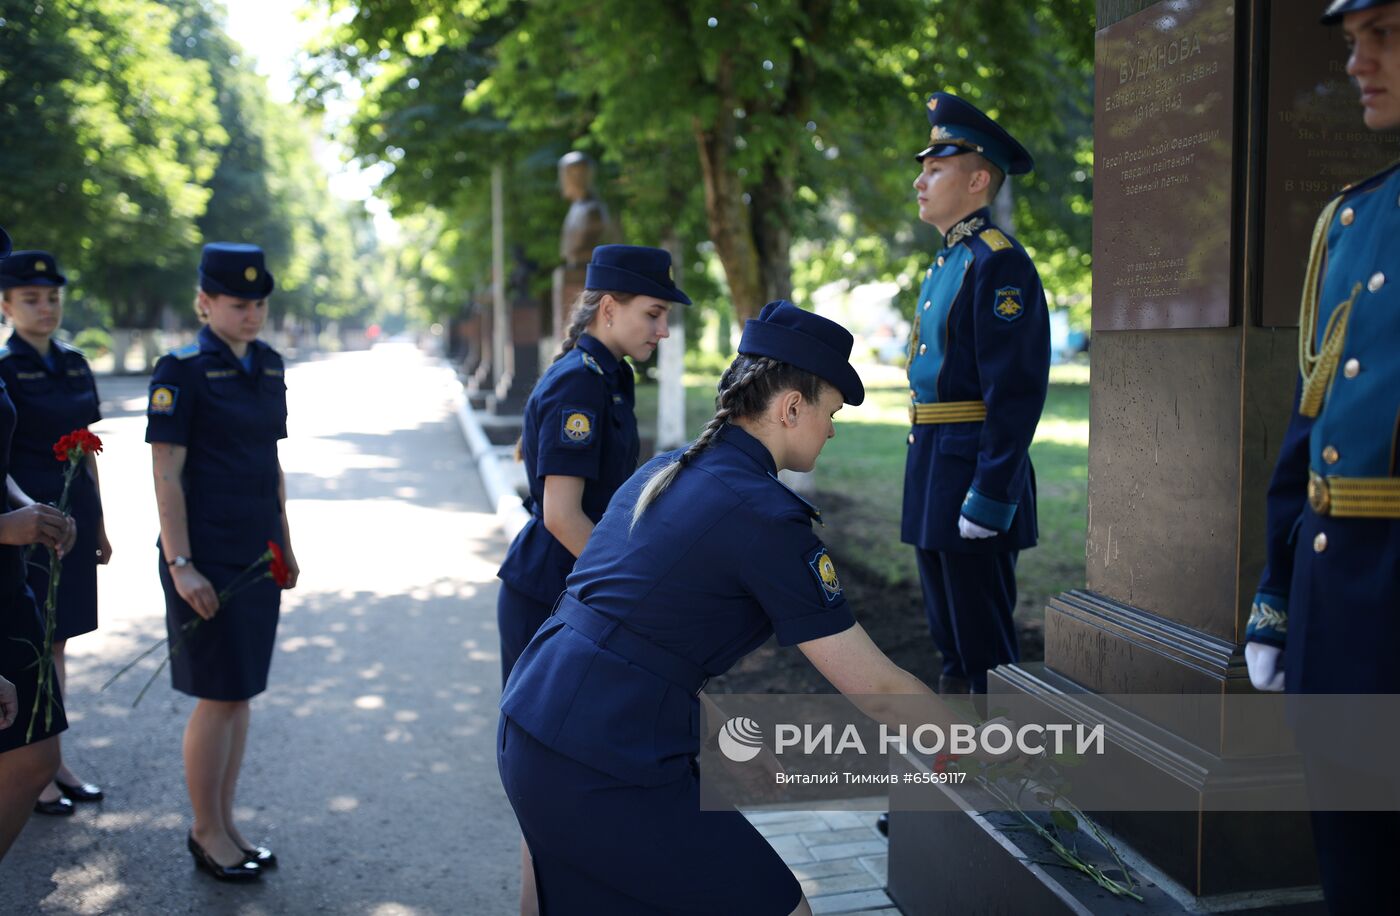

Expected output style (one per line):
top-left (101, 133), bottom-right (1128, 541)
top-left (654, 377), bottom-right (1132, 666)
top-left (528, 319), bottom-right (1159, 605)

top-left (499, 301), bottom-right (955, 915)
top-left (0, 225), bottom-right (78, 860)
top-left (146, 242), bottom-right (299, 882)
top-left (1245, 2), bottom-right (1400, 910)
top-left (0, 250), bottom-right (110, 816)
top-left (496, 244), bottom-right (688, 685)
top-left (496, 244), bottom-right (688, 914)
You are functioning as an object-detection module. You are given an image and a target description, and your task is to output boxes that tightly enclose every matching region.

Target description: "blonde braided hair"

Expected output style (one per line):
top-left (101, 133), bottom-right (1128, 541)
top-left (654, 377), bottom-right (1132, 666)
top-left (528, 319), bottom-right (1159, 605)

top-left (630, 354), bottom-right (824, 529)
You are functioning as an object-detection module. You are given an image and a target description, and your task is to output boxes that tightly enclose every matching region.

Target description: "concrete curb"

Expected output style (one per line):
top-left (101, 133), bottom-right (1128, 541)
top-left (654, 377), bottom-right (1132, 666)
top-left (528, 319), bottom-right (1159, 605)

top-left (445, 365), bottom-right (531, 538)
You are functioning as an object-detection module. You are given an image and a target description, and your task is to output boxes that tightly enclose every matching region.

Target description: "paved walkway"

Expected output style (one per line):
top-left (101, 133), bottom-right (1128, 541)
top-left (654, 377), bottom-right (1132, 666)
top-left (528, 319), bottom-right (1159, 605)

top-left (3, 345), bottom-right (519, 914)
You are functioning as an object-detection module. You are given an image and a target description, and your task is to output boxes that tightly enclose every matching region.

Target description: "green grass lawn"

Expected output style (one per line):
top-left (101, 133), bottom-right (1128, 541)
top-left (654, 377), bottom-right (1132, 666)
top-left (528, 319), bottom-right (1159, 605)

top-left (634, 362), bottom-right (1089, 645)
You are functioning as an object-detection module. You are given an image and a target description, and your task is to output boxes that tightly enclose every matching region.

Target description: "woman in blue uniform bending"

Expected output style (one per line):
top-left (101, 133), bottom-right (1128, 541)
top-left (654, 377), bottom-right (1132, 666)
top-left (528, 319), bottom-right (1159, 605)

top-left (146, 243), bottom-right (298, 882)
top-left (0, 250), bottom-right (110, 816)
top-left (497, 244), bottom-right (689, 913)
top-left (0, 224), bottom-right (79, 860)
top-left (499, 301), bottom-right (949, 915)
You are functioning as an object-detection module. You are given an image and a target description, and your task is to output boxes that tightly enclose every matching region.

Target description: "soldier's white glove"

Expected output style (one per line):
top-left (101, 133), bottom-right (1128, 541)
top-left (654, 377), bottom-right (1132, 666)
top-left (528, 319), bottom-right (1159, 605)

top-left (958, 516), bottom-right (998, 539)
top-left (1244, 642), bottom-right (1285, 693)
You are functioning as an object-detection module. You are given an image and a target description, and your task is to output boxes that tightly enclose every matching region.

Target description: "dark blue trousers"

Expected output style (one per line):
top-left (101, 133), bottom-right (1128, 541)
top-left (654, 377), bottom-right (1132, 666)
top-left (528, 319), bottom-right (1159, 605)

top-left (915, 548), bottom-right (1019, 693)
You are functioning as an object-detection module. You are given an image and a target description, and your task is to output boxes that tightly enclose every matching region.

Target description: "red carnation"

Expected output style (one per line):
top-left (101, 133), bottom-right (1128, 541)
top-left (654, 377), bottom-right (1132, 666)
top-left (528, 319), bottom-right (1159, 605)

top-left (267, 540), bottom-right (291, 588)
top-left (933, 753), bottom-right (961, 774)
top-left (52, 428), bottom-right (103, 463)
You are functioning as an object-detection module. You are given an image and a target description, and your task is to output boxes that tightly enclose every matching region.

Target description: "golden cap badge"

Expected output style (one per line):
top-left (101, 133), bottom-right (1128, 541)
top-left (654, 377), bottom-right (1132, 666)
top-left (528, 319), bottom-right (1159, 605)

top-left (927, 97), bottom-right (939, 112)
top-left (35, 261), bottom-right (47, 272)
top-left (244, 266), bottom-right (259, 282)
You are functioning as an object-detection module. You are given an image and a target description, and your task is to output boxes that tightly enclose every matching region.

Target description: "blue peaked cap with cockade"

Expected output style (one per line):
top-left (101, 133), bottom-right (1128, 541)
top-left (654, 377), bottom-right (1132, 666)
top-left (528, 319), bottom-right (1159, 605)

top-left (915, 92), bottom-right (1033, 176)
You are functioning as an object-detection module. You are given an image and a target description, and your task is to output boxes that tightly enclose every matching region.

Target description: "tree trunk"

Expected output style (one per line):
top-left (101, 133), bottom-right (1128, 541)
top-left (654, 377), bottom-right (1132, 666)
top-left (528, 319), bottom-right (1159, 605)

top-left (692, 53), bottom-right (765, 325)
top-left (750, 160), bottom-right (795, 307)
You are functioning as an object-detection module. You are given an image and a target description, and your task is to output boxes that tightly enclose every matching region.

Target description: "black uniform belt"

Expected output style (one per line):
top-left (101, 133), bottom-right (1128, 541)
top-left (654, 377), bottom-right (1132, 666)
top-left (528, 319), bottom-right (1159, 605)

top-left (554, 593), bottom-right (711, 695)
top-left (909, 400), bottom-right (987, 425)
top-left (1308, 470), bottom-right (1400, 518)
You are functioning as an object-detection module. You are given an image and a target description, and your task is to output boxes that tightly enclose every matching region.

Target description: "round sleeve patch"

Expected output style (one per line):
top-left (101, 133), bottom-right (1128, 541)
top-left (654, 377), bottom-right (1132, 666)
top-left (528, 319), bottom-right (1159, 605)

top-left (148, 385), bottom-right (179, 415)
top-left (560, 407), bottom-right (596, 445)
top-left (807, 546), bottom-right (844, 605)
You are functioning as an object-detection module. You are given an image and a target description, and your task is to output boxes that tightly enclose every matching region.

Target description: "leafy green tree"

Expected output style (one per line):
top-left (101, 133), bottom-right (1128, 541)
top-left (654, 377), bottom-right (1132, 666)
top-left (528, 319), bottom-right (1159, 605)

top-left (0, 0), bottom-right (222, 326)
top-left (307, 0), bottom-right (1093, 325)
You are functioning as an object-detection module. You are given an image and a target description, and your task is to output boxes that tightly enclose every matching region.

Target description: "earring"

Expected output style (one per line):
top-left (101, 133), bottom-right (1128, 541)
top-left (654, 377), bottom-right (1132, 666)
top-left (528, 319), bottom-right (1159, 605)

top-left (607, 320), bottom-right (613, 329)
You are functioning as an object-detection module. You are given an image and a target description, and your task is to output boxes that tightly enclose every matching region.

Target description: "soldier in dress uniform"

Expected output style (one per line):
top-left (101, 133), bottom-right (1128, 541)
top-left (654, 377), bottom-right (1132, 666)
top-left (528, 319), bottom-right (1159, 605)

top-left (0, 250), bottom-right (109, 816)
top-left (901, 93), bottom-right (1051, 697)
top-left (1245, 2), bottom-right (1400, 911)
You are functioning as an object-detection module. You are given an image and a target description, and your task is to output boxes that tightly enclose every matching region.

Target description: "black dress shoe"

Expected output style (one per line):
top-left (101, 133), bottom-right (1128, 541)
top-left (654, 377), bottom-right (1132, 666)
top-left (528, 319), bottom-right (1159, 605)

top-left (187, 832), bottom-right (261, 882)
top-left (876, 812), bottom-right (889, 836)
top-left (33, 795), bottom-right (75, 817)
top-left (240, 845), bottom-right (278, 869)
top-left (55, 778), bottom-right (104, 802)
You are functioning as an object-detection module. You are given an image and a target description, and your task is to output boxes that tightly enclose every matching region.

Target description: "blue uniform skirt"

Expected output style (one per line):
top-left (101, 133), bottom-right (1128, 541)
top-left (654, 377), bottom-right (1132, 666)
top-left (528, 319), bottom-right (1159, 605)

top-left (498, 716), bottom-right (801, 915)
top-left (0, 587), bottom-right (68, 753)
top-left (159, 556), bottom-right (280, 701)
top-left (12, 464), bottom-right (100, 640)
top-left (496, 582), bottom-right (555, 687)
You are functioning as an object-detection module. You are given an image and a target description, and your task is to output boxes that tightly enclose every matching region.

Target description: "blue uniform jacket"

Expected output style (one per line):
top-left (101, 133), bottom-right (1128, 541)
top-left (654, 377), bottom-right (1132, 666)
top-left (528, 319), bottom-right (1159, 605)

top-left (0, 377), bottom-right (27, 602)
top-left (501, 424), bottom-right (856, 786)
top-left (0, 335), bottom-right (102, 471)
top-left (1248, 162), bottom-right (1400, 667)
top-left (497, 334), bottom-right (639, 605)
top-left (144, 325), bottom-right (287, 567)
top-left (901, 209), bottom-right (1051, 553)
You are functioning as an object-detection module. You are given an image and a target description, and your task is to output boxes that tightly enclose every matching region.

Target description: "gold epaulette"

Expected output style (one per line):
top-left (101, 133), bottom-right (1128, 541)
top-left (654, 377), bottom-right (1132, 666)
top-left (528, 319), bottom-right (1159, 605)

top-left (979, 228), bottom-right (1011, 252)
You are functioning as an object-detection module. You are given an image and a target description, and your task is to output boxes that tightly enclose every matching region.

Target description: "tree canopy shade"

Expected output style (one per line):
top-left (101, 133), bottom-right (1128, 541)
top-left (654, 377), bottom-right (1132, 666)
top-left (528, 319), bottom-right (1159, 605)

top-left (305, 0), bottom-right (1094, 326)
top-left (0, 0), bottom-right (369, 331)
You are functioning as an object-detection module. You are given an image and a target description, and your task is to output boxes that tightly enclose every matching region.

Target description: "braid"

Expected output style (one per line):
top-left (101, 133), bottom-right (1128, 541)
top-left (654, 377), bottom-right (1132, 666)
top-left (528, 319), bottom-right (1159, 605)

top-left (631, 355), bottom-right (805, 530)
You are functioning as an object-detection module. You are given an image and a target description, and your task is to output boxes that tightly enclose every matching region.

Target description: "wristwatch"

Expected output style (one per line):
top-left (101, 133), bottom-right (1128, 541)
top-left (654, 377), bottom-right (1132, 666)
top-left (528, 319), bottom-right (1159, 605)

top-left (167, 555), bottom-right (192, 568)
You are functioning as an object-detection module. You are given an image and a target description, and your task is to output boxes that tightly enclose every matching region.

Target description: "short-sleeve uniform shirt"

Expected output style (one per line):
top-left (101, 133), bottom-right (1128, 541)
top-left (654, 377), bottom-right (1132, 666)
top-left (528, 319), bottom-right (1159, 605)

top-left (497, 333), bottom-right (639, 604)
top-left (501, 424), bottom-right (856, 786)
top-left (144, 325), bottom-right (287, 566)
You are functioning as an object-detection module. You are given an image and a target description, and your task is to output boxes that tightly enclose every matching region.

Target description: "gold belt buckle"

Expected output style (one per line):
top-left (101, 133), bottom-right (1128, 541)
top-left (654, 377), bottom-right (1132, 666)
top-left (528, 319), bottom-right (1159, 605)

top-left (1308, 472), bottom-right (1331, 516)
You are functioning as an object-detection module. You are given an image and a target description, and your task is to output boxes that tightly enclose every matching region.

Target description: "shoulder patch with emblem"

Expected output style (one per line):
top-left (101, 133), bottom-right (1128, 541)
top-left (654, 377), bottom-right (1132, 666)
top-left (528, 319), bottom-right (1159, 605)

top-left (979, 227), bottom-right (1012, 252)
top-left (806, 546), bottom-right (844, 605)
top-left (560, 406), bottom-right (596, 445)
top-left (170, 342), bottom-right (200, 360)
top-left (148, 385), bottom-right (179, 415)
top-left (993, 286), bottom-right (1025, 322)
top-left (580, 352), bottom-right (604, 375)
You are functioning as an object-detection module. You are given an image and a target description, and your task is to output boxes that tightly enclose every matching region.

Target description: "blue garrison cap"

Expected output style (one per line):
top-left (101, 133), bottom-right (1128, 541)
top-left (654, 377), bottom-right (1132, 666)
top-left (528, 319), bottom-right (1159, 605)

top-left (738, 300), bottom-right (865, 406)
top-left (915, 92), bottom-right (1034, 176)
top-left (1321, 0), bottom-right (1399, 22)
top-left (199, 242), bottom-right (275, 299)
top-left (0, 226), bottom-right (10, 259)
top-left (585, 245), bottom-right (691, 305)
top-left (0, 250), bottom-right (67, 289)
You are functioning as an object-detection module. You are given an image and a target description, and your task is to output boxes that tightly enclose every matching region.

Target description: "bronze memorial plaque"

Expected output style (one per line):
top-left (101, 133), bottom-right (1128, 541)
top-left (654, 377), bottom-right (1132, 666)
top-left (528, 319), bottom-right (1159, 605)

top-left (1094, 0), bottom-right (1237, 331)
top-left (1257, 1), bottom-right (1400, 327)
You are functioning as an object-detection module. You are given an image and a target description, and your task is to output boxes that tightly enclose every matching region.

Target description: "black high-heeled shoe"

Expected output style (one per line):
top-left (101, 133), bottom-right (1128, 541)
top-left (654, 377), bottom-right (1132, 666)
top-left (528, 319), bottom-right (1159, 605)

top-left (187, 832), bottom-right (261, 882)
top-left (240, 845), bottom-right (278, 869)
top-left (55, 778), bottom-right (104, 802)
